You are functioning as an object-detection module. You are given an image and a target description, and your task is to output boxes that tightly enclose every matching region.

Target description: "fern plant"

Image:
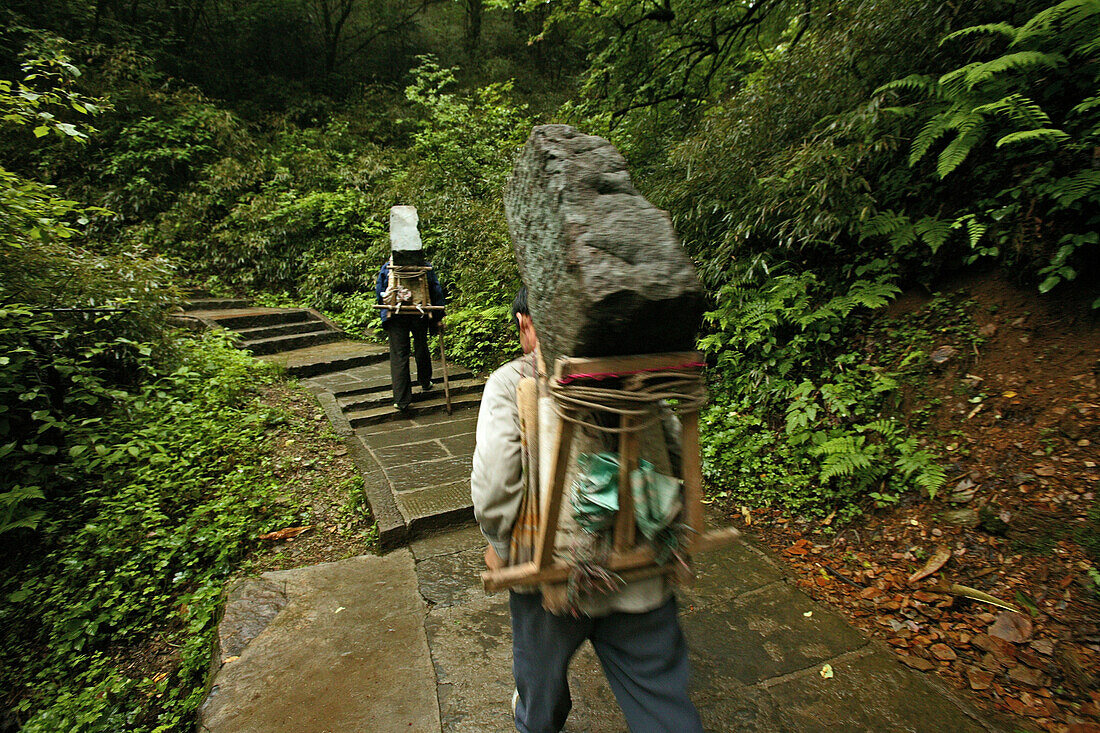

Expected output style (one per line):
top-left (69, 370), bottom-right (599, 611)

top-left (874, 0), bottom-right (1100, 303)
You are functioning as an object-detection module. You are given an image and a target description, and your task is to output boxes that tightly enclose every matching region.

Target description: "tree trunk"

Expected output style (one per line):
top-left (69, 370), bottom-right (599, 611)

top-left (464, 0), bottom-right (483, 58)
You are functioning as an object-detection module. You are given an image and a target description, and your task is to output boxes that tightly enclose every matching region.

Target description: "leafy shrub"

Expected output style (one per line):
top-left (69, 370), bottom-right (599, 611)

top-left (404, 55), bottom-right (532, 200)
top-left (876, 0), bottom-right (1100, 303)
top-left (700, 406), bottom-right (818, 517)
top-left (441, 302), bottom-right (517, 373)
top-left (100, 101), bottom-right (243, 218)
top-left (698, 271), bottom-right (946, 516)
top-left (0, 333), bottom-right (296, 732)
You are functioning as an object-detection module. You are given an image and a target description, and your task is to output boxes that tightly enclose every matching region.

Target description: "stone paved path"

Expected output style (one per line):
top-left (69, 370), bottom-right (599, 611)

top-left (187, 297), bottom-right (1021, 733)
top-left (176, 296), bottom-right (486, 548)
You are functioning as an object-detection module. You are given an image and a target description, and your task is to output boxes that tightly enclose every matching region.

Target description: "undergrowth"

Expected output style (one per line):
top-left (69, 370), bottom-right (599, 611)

top-left (0, 333), bottom-right (296, 732)
top-left (699, 288), bottom-right (985, 521)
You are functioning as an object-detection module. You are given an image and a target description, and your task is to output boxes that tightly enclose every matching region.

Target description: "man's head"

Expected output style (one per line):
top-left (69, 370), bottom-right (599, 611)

top-left (511, 287), bottom-right (537, 355)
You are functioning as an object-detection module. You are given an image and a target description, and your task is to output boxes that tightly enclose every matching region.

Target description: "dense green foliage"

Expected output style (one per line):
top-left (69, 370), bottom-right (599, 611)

top-left (0, 334), bottom-right (296, 731)
top-left (2, 0), bottom-right (1098, 726)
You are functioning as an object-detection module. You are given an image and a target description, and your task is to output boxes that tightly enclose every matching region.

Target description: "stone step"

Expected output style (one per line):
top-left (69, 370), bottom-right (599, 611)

top-left (330, 366), bottom-right (475, 399)
top-left (211, 309), bottom-right (313, 330)
top-left (240, 329), bottom-right (344, 356)
top-left (394, 480), bottom-right (475, 537)
top-left (337, 378), bottom-right (484, 413)
top-left (182, 298), bottom-right (251, 311)
top-left (346, 392), bottom-right (482, 428)
top-left (234, 320), bottom-right (331, 341)
top-left (259, 341), bottom-right (390, 378)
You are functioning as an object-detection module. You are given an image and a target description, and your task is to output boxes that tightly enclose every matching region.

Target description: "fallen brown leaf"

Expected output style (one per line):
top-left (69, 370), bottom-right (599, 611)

top-left (967, 666), bottom-right (994, 690)
top-left (989, 612), bottom-right (1033, 644)
top-left (259, 525), bottom-right (313, 541)
top-left (930, 643), bottom-right (957, 661)
top-left (899, 654), bottom-right (936, 672)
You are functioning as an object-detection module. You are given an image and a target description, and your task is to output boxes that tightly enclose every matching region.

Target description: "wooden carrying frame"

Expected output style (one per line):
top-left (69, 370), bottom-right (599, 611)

top-left (481, 351), bottom-right (739, 597)
top-left (372, 265), bottom-right (445, 314)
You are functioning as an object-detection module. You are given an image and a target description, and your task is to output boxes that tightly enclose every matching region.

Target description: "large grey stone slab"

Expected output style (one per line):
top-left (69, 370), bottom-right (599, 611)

top-left (396, 480), bottom-right (474, 535)
top-left (347, 393), bottom-right (482, 428)
top-left (424, 593), bottom-right (626, 733)
top-left (216, 577), bottom-right (287, 664)
top-left (768, 652), bottom-right (993, 732)
top-left (683, 538), bottom-right (785, 603)
top-left (387, 455), bottom-right (472, 490)
top-left (260, 340), bottom-right (388, 377)
top-left (503, 124), bottom-right (705, 365)
top-left (416, 545), bottom-right (487, 609)
top-left (681, 582), bottom-right (866, 686)
top-left (411, 523), bottom-right (485, 561)
top-left (200, 552), bottom-right (438, 733)
top-left (357, 415), bottom-right (478, 442)
top-left (438, 432), bottom-right (476, 457)
top-left (373, 440), bottom-right (450, 468)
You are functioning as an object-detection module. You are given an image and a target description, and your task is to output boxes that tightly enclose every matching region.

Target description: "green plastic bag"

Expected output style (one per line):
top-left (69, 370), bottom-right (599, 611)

top-left (571, 452), bottom-right (620, 533)
top-left (571, 453), bottom-right (682, 538)
top-left (631, 461), bottom-right (682, 541)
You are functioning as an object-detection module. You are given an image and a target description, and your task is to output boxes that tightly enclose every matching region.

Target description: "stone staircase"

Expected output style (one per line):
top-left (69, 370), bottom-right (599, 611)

top-left (179, 298), bottom-right (345, 355)
top-left (176, 295), bottom-right (485, 549)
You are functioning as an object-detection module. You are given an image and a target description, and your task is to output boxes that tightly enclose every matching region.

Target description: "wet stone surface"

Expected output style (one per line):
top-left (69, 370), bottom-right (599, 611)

top-left (683, 581), bottom-right (866, 686)
top-left (217, 578), bottom-right (287, 663)
top-left (386, 455), bottom-right (472, 490)
top-left (372, 439), bottom-right (451, 468)
top-left (769, 652), bottom-right (990, 732)
top-left (416, 546), bottom-right (485, 608)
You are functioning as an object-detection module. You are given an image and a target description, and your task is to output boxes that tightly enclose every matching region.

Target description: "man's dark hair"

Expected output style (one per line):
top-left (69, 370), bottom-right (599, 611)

top-left (511, 287), bottom-right (529, 319)
top-left (511, 287), bottom-right (529, 336)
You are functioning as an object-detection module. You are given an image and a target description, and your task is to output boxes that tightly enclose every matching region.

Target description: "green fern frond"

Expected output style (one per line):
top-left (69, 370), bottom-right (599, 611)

top-left (952, 215), bottom-right (988, 249)
top-left (995, 128), bottom-right (1069, 148)
top-left (858, 210), bottom-right (908, 240)
top-left (941, 22), bottom-right (1018, 46)
top-left (810, 435), bottom-right (863, 457)
top-left (880, 106), bottom-right (919, 117)
top-left (937, 119), bottom-right (984, 177)
top-left (845, 280), bottom-right (901, 310)
top-left (888, 224), bottom-right (918, 252)
top-left (1077, 32), bottom-right (1100, 56)
top-left (862, 419), bottom-right (899, 438)
top-left (973, 93), bottom-right (1052, 127)
top-left (939, 63), bottom-right (983, 97)
top-left (811, 436), bottom-right (875, 482)
top-left (1052, 169), bottom-right (1100, 206)
top-left (950, 51), bottom-right (1065, 91)
top-left (915, 216), bottom-right (953, 253)
top-left (1070, 95), bottom-right (1100, 116)
top-left (910, 111), bottom-right (954, 165)
top-left (1014, 0), bottom-right (1100, 46)
top-left (875, 74), bottom-right (938, 98)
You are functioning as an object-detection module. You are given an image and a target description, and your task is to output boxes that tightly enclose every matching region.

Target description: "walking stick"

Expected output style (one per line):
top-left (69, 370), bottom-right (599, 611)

top-left (437, 320), bottom-right (452, 414)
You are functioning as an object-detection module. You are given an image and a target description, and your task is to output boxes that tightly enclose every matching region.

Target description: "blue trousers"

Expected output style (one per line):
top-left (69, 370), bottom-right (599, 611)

top-left (509, 592), bottom-right (704, 733)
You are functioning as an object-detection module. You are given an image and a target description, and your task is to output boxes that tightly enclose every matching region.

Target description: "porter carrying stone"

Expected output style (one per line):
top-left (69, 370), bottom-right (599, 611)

top-left (503, 125), bottom-right (704, 365)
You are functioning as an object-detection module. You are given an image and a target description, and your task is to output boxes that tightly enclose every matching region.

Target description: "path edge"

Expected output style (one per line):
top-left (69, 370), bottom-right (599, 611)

top-left (314, 390), bottom-right (408, 550)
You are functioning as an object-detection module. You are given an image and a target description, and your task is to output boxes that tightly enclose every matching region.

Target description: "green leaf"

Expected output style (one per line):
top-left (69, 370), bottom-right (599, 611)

top-left (33, 125), bottom-right (49, 138)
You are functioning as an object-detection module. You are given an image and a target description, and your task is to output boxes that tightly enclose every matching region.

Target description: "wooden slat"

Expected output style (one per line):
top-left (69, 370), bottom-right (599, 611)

top-left (483, 527), bottom-right (740, 592)
top-left (539, 564), bottom-right (678, 613)
top-left (371, 304), bottom-right (446, 311)
top-left (613, 418), bottom-right (637, 552)
top-left (553, 351), bottom-right (704, 381)
top-left (534, 419), bottom-right (576, 569)
top-left (680, 410), bottom-right (705, 549)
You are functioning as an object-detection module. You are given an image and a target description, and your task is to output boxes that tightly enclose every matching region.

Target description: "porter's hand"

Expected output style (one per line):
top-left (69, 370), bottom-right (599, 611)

top-left (484, 544), bottom-right (504, 571)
